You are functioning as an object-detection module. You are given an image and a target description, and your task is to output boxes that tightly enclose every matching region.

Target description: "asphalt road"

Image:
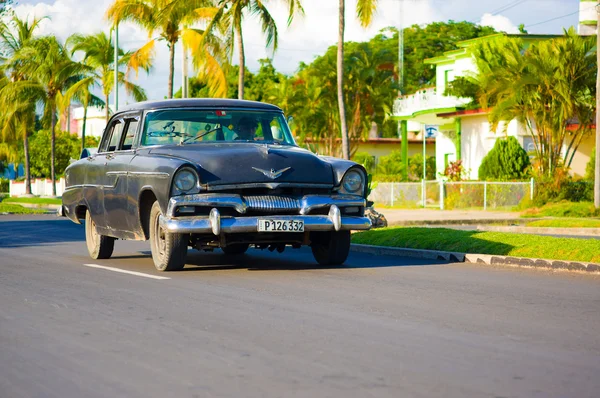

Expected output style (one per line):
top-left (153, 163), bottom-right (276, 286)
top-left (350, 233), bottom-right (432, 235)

top-left (1, 215), bottom-right (599, 398)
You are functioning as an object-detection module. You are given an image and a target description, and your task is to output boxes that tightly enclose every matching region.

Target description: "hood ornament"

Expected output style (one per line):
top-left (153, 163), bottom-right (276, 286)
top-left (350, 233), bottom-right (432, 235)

top-left (252, 167), bottom-right (291, 180)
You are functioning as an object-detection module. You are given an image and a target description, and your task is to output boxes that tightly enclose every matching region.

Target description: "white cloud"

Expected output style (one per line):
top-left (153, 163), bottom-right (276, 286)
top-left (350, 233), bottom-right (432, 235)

top-left (479, 13), bottom-right (520, 34)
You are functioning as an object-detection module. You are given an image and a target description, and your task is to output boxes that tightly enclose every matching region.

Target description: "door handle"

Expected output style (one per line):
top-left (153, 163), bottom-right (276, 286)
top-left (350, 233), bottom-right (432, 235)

top-left (106, 153), bottom-right (116, 160)
top-left (87, 157), bottom-right (95, 162)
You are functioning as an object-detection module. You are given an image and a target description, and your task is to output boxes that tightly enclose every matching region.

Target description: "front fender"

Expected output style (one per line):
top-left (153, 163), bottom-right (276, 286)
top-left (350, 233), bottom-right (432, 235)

top-left (319, 156), bottom-right (368, 197)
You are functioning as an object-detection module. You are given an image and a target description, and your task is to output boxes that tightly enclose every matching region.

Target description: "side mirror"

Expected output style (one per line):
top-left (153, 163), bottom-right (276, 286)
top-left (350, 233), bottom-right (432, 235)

top-left (287, 115), bottom-right (294, 125)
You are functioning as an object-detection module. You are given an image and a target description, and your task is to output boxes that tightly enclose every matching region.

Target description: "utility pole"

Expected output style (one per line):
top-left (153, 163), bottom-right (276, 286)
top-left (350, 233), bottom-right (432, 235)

top-left (114, 23), bottom-right (119, 112)
top-left (398, 0), bottom-right (408, 181)
top-left (595, 3), bottom-right (600, 208)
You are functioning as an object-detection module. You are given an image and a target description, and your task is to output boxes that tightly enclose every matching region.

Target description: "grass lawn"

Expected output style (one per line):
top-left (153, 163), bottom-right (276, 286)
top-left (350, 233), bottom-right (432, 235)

top-left (1, 197), bottom-right (62, 205)
top-left (525, 218), bottom-right (600, 228)
top-left (521, 201), bottom-right (600, 218)
top-left (0, 203), bottom-right (47, 214)
top-left (352, 227), bottom-right (600, 263)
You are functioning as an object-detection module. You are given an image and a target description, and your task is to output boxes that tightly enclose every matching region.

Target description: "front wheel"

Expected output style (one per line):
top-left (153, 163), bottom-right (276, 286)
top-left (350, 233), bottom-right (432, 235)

top-left (85, 210), bottom-right (115, 259)
top-left (310, 231), bottom-right (351, 266)
top-left (149, 201), bottom-right (188, 271)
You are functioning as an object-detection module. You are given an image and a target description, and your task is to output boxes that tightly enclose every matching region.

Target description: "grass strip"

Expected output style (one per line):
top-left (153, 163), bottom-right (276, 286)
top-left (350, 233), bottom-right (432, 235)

top-left (521, 201), bottom-right (600, 218)
top-left (0, 203), bottom-right (47, 214)
top-left (352, 227), bottom-right (600, 263)
top-left (525, 218), bottom-right (600, 228)
top-left (2, 197), bottom-right (62, 205)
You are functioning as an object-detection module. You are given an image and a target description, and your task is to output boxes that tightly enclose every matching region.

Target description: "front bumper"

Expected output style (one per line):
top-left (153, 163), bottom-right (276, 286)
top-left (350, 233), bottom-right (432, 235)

top-left (159, 193), bottom-right (372, 235)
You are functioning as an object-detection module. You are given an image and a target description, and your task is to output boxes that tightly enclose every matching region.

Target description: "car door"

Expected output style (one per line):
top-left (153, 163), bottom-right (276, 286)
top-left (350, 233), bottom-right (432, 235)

top-left (104, 114), bottom-right (141, 233)
top-left (85, 119), bottom-right (123, 229)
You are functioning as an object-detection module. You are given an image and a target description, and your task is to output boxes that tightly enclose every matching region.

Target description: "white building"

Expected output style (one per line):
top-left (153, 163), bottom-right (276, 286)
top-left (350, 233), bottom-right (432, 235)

top-left (578, 0), bottom-right (597, 36)
top-left (392, 31), bottom-right (595, 180)
top-left (71, 105), bottom-right (112, 138)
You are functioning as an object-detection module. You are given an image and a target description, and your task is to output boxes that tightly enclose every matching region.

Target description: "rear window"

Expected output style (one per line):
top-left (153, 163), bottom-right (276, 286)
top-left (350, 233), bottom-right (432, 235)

top-left (140, 109), bottom-right (295, 146)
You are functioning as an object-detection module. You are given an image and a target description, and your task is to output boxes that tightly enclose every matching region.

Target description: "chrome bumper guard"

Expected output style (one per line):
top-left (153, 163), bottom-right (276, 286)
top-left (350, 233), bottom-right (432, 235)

top-left (159, 194), bottom-right (372, 235)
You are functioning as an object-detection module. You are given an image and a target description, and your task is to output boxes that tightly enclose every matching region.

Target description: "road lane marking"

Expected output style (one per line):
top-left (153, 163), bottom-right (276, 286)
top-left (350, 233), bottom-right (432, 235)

top-left (83, 264), bottom-right (171, 280)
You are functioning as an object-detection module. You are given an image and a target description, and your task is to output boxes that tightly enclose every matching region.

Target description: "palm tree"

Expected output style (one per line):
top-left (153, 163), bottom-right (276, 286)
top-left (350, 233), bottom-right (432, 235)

top-left (195, 0), bottom-right (303, 100)
top-left (67, 32), bottom-right (148, 122)
top-left (0, 15), bottom-right (46, 195)
top-left (106, 0), bottom-right (224, 99)
top-left (10, 36), bottom-right (90, 196)
top-left (337, 0), bottom-right (379, 159)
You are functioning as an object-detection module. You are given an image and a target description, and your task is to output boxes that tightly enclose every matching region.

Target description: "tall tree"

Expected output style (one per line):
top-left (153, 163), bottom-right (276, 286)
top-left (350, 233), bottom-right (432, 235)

top-left (67, 32), bottom-right (148, 122)
top-left (338, 0), bottom-right (379, 160)
top-left (0, 15), bottom-right (45, 195)
top-left (106, 0), bottom-right (227, 99)
top-left (10, 36), bottom-right (90, 196)
top-left (198, 0), bottom-right (303, 100)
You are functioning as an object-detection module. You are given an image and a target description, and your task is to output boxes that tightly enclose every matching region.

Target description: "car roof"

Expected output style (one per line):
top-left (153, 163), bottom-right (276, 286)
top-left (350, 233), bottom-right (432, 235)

top-left (118, 98), bottom-right (283, 113)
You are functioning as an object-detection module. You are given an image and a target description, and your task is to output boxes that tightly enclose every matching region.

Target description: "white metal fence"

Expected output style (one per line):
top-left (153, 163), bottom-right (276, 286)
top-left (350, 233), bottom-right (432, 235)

top-left (370, 179), bottom-right (534, 210)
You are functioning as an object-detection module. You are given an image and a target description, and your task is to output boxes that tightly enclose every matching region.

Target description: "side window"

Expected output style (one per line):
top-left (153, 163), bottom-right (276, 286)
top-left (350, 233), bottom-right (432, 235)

top-left (107, 121), bottom-right (124, 152)
top-left (121, 118), bottom-right (139, 151)
top-left (99, 121), bottom-right (120, 152)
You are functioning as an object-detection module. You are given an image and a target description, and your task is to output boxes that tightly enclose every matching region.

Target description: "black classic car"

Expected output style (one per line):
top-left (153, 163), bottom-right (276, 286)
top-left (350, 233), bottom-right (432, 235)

top-left (62, 99), bottom-right (371, 271)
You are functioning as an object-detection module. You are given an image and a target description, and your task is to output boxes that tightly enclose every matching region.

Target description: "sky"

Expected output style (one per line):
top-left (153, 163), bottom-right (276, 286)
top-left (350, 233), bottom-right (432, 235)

top-left (4, 0), bottom-right (585, 103)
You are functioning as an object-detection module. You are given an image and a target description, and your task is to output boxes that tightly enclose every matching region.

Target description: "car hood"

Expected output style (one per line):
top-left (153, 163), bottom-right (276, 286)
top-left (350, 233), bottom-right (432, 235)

top-left (149, 143), bottom-right (334, 187)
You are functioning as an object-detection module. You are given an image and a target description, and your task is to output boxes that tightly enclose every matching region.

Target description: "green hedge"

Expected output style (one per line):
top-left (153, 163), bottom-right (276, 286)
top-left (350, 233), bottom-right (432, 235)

top-left (0, 178), bottom-right (8, 193)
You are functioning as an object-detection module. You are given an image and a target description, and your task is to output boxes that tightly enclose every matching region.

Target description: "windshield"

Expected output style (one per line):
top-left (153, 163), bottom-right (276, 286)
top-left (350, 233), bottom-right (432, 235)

top-left (140, 109), bottom-right (295, 146)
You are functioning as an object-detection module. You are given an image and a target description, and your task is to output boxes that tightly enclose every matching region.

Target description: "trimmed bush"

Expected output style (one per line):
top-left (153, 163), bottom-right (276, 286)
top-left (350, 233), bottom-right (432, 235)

top-left (479, 136), bottom-right (530, 180)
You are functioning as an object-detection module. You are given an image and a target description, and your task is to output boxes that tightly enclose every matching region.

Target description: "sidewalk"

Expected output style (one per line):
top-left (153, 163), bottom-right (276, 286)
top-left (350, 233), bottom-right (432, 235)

top-left (379, 209), bottom-right (522, 226)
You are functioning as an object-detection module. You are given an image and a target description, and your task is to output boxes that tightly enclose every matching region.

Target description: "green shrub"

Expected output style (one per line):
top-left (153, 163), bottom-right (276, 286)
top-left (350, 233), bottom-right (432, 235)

top-left (533, 166), bottom-right (593, 206)
top-left (585, 147), bottom-right (595, 181)
top-left (408, 154), bottom-right (436, 180)
top-left (479, 136), bottom-right (530, 180)
top-left (371, 174), bottom-right (404, 182)
top-left (352, 152), bottom-right (375, 173)
top-left (375, 150), bottom-right (405, 176)
top-left (0, 177), bottom-right (8, 193)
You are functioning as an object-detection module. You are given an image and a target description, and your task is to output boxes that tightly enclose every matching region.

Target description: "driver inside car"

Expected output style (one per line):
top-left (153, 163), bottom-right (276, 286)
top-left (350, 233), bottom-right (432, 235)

top-left (236, 117), bottom-right (258, 140)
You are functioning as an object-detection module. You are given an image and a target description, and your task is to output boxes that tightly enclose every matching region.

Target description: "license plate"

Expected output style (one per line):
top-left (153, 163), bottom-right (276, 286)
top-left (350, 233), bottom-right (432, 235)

top-left (258, 219), bottom-right (304, 232)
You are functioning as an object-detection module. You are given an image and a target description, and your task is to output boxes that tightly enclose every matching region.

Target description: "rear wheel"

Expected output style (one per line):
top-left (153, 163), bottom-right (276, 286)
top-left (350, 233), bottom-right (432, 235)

top-left (149, 201), bottom-right (188, 271)
top-left (310, 231), bottom-right (351, 266)
top-left (85, 210), bottom-right (115, 259)
top-left (222, 243), bottom-right (249, 255)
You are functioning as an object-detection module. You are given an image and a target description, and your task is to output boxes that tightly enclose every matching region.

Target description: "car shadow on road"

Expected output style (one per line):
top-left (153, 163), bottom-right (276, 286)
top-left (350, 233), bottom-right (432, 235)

top-left (127, 248), bottom-right (445, 272)
top-left (0, 218), bottom-right (85, 248)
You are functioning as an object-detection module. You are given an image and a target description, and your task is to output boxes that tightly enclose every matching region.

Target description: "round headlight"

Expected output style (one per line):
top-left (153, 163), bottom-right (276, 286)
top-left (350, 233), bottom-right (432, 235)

top-left (342, 170), bottom-right (363, 193)
top-left (174, 169), bottom-right (197, 192)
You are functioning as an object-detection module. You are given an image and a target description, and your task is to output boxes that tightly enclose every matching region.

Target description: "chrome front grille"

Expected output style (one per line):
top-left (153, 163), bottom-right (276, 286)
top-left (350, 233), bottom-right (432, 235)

top-left (243, 195), bottom-right (300, 212)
